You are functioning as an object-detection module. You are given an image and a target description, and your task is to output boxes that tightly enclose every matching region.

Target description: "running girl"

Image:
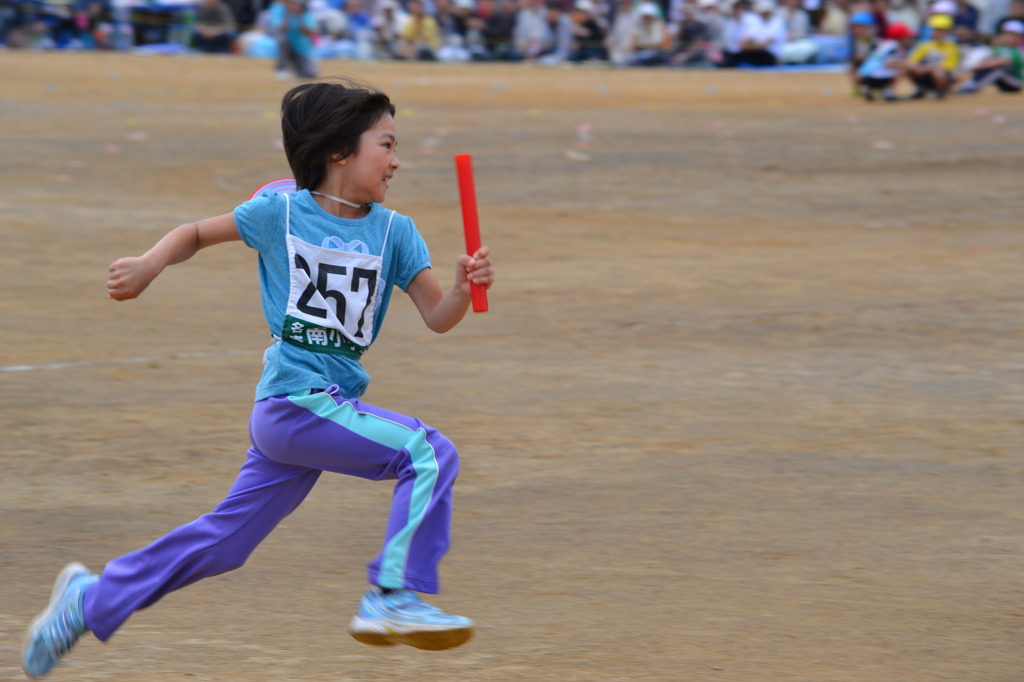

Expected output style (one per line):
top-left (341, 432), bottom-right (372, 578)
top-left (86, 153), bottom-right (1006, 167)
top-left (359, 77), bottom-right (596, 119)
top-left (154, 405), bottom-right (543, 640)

top-left (22, 78), bottom-right (495, 679)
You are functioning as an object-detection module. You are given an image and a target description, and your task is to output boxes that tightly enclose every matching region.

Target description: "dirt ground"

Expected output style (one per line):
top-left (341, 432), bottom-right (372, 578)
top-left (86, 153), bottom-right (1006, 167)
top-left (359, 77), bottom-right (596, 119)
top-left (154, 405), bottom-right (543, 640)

top-left (1, 52), bottom-right (1022, 682)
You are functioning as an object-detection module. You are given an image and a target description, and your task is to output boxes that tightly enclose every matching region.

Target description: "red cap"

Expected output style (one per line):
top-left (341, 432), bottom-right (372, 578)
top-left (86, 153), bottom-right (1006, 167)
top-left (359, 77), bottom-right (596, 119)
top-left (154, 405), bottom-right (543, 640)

top-left (885, 23), bottom-right (914, 40)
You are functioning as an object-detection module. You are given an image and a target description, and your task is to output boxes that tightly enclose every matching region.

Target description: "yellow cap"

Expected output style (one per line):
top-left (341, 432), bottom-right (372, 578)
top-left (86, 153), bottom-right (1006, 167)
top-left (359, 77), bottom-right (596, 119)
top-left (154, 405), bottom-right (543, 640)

top-left (928, 14), bottom-right (953, 30)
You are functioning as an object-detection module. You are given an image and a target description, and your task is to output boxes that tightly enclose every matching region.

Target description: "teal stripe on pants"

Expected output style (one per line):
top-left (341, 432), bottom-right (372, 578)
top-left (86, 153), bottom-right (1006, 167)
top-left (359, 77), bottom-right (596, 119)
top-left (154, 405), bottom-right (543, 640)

top-left (289, 393), bottom-right (440, 588)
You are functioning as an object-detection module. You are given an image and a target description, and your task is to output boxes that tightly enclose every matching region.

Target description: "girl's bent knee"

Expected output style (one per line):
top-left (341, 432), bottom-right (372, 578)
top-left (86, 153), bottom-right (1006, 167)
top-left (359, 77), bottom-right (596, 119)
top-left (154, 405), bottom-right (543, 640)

top-left (433, 433), bottom-right (460, 469)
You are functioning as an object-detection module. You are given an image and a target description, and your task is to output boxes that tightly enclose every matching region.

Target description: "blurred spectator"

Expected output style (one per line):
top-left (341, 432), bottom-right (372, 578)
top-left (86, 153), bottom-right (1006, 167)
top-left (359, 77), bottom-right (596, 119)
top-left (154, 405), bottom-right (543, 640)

top-left (1, 2), bottom-right (48, 49)
top-left (886, 0), bottom-right (920, 35)
top-left (778, 0), bottom-right (817, 63)
top-left (1, 0), bottom-right (120, 49)
top-left (606, 0), bottom-right (638, 65)
top-left (867, 0), bottom-right (888, 36)
top-left (470, 0), bottom-right (520, 60)
top-left (953, 10), bottom-right (988, 64)
top-left (40, 0), bottom-right (76, 48)
top-left (779, 0), bottom-right (810, 39)
top-left (696, 0), bottom-right (726, 57)
top-left (630, 1), bottom-right (670, 65)
top-left (951, 0), bottom-right (979, 40)
top-left (537, 0), bottom-right (574, 62)
top-left (193, 0), bottom-right (237, 53)
top-left (131, 0), bottom-right (172, 45)
top-left (719, 0), bottom-right (751, 64)
top-left (856, 20), bottom-right (916, 100)
top-left (569, 0), bottom-right (609, 61)
top-left (849, 11), bottom-right (878, 85)
top-left (958, 19), bottom-right (1023, 92)
top-left (982, 0), bottom-right (1013, 35)
top-left (25, 0), bottom-right (1021, 75)
top-left (667, 0), bottom-right (686, 29)
top-left (437, 0), bottom-right (471, 37)
top-left (817, 0), bottom-right (849, 35)
top-left (267, 0), bottom-right (318, 78)
top-left (73, 0), bottom-right (115, 49)
top-left (671, 1), bottom-right (715, 66)
top-left (436, 0), bottom-right (472, 60)
top-left (310, 0), bottom-right (348, 41)
top-left (373, 0), bottom-right (407, 58)
top-left (752, 0), bottom-right (786, 62)
top-left (918, 0), bottom-right (955, 40)
top-left (515, 0), bottom-right (549, 57)
top-left (931, 0), bottom-right (957, 18)
top-left (724, 0), bottom-right (785, 66)
top-left (905, 13), bottom-right (959, 98)
top-left (804, 0), bottom-right (824, 31)
top-left (127, 2), bottom-right (162, 45)
top-left (340, 0), bottom-right (374, 57)
top-left (396, 0), bottom-right (441, 58)
top-left (943, 0), bottom-right (979, 47)
top-left (0, 2), bottom-right (13, 44)
top-left (993, 0), bottom-right (1023, 34)
top-left (224, 0), bottom-right (262, 30)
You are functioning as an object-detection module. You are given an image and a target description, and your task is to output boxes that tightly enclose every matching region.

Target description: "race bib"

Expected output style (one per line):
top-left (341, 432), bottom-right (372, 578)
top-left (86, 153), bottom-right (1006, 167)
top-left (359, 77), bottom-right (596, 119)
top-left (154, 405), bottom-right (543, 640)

top-left (278, 194), bottom-right (394, 358)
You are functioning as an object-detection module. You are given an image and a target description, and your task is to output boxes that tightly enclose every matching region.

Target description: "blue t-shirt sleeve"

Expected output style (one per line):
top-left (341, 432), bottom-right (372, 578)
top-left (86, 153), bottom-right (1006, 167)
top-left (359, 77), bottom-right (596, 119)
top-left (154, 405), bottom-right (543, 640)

top-left (393, 214), bottom-right (432, 291)
top-left (234, 191), bottom-right (283, 253)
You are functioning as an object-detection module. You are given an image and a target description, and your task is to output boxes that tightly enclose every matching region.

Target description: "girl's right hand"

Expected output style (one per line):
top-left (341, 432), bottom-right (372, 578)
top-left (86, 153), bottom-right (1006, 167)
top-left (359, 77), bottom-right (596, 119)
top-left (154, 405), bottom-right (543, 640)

top-left (107, 255), bottom-right (161, 301)
top-left (106, 214), bottom-right (240, 301)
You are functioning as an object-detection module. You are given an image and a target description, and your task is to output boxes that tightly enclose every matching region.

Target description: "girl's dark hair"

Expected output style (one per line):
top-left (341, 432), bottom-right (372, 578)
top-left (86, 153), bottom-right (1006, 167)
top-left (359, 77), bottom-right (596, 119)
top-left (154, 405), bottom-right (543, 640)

top-left (280, 79), bottom-right (396, 191)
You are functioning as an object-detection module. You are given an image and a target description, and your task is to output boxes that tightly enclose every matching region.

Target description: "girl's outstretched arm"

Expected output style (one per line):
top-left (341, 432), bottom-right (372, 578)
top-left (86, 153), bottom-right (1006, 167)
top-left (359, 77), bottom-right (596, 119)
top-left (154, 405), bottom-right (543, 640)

top-left (407, 246), bottom-right (494, 333)
top-left (107, 213), bottom-right (241, 301)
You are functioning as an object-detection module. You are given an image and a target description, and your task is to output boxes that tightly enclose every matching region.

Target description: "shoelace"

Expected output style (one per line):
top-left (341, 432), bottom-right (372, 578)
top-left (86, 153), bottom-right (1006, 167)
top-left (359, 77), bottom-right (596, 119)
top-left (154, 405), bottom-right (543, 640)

top-left (43, 603), bottom-right (83, 663)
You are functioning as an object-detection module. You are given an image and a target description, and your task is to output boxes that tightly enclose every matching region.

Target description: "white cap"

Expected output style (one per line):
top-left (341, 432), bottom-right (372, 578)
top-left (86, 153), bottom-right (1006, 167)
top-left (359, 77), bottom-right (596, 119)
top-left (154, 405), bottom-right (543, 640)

top-left (754, 0), bottom-right (775, 12)
top-left (638, 2), bottom-right (659, 16)
top-left (698, 0), bottom-right (718, 7)
top-left (1004, 19), bottom-right (1024, 33)
top-left (930, 0), bottom-right (956, 14)
top-left (575, 0), bottom-right (594, 11)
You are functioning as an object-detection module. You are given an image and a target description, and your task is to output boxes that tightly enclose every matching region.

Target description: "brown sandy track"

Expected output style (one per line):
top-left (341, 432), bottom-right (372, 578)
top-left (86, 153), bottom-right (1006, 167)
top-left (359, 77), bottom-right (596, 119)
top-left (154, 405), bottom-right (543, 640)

top-left (1, 53), bottom-right (1023, 681)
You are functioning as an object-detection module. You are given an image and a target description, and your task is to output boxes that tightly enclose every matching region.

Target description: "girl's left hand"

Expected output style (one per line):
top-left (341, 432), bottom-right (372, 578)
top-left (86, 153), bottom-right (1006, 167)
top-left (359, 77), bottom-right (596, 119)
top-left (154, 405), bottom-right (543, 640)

top-left (456, 246), bottom-right (494, 296)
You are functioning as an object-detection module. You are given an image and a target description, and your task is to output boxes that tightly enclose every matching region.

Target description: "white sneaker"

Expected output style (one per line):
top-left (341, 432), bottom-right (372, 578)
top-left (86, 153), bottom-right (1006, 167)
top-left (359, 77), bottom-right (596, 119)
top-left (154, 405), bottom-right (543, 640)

top-left (348, 588), bottom-right (474, 651)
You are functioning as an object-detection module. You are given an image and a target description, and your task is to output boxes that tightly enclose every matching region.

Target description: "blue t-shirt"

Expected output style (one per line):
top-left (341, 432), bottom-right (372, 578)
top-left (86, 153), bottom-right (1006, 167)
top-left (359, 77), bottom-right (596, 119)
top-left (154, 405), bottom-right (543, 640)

top-left (234, 190), bottom-right (431, 401)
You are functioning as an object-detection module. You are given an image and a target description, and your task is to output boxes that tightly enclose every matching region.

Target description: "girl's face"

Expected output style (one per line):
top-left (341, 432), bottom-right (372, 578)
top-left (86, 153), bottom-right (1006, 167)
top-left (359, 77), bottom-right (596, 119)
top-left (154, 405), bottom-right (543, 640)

top-left (341, 114), bottom-right (400, 205)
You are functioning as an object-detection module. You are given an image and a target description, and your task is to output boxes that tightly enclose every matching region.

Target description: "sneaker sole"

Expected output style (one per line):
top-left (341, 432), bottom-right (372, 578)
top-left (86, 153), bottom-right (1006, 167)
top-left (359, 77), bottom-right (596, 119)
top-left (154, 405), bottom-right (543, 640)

top-left (348, 618), bottom-right (474, 651)
top-left (22, 562), bottom-right (91, 679)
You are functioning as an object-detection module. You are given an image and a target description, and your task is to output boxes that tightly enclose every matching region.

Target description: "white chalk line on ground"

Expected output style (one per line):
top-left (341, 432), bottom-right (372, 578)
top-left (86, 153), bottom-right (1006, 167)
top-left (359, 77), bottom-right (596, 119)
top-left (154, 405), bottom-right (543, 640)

top-left (1, 349), bottom-right (264, 373)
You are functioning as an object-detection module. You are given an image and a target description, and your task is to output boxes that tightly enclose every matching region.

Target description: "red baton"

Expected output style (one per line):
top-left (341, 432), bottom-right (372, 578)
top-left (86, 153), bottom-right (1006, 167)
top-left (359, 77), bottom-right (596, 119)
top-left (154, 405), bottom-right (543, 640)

top-left (454, 154), bottom-right (489, 313)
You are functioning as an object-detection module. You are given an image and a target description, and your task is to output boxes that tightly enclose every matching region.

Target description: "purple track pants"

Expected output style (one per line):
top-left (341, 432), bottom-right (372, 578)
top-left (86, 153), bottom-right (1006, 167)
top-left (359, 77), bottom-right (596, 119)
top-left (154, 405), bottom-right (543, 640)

top-left (84, 386), bottom-right (459, 642)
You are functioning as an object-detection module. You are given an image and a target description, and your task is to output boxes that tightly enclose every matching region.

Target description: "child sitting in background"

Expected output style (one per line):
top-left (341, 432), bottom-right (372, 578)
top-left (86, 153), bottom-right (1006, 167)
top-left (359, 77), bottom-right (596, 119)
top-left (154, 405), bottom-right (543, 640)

top-left (905, 13), bottom-right (960, 99)
top-left (958, 20), bottom-right (1024, 93)
top-left (857, 22), bottom-right (916, 101)
top-left (849, 9), bottom-right (879, 94)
